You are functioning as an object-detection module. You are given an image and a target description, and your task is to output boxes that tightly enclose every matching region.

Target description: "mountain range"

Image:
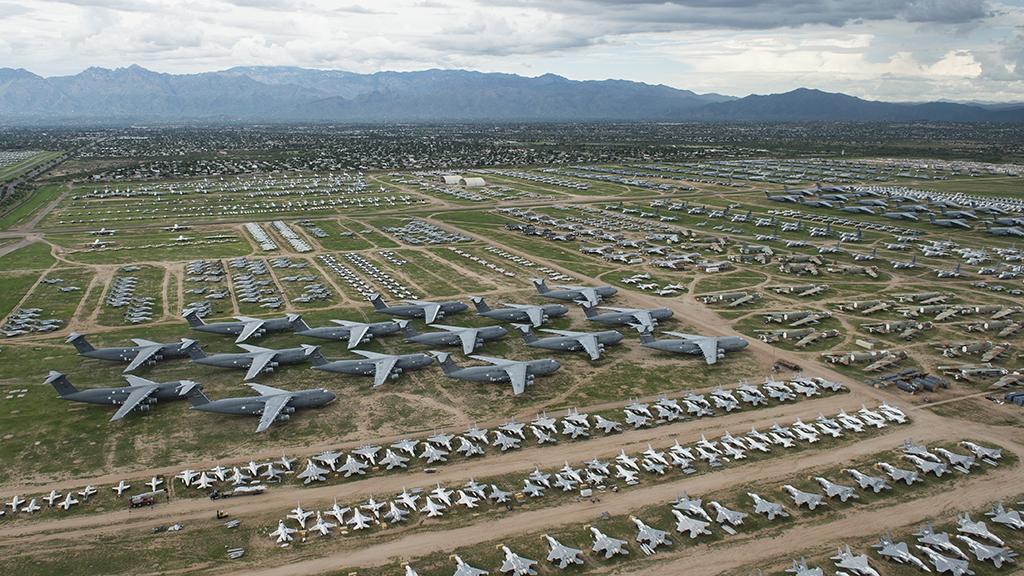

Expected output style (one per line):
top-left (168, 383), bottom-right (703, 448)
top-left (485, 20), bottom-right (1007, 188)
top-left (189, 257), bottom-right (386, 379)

top-left (1, 65), bottom-right (1021, 123)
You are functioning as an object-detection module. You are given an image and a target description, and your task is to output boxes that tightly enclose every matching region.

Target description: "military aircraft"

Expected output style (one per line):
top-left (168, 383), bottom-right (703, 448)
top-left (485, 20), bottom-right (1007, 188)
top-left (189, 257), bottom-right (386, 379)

top-left (872, 534), bottom-right (929, 572)
top-left (935, 263), bottom-right (962, 279)
top-left (45, 371), bottom-right (200, 421)
top-left (915, 545), bottom-right (972, 575)
top-left (183, 310), bottom-right (303, 343)
top-left (500, 545), bottom-right (538, 576)
top-left (815, 477), bottom-right (859, 502)
top-left (749, 492), bottom-right (789, 520)
top-left (184, 341), bottom-right (319, 381)
top-left (470, 296), bottom-right (568, 327)
top-left (514, 324), bottom-right (623, 360)
top-left (186, 383), bottom-right (335, 433)
top-left (580, 304), bottom-right (672, 330)
top-left (402, 321), bottom-right (507, 354)
top-left (590, 526), bottom-right (628, 558)
top-left (452, 555), bottom-right (489, 576)
top-left (532, 278), bottom-right (616, 306)
top-left (66, 333), bottom-right (191, 373)
top-left (368, 293), bottom-right (467, 324)
top-left (289, 317), bottom-right (401, 349)
top-left (543, 535), bottom-right (584, 568)
top-left (631, 516), bottom-right (673, 551)
top-left (956, 535), bottom-right (1017, 568)
top-left (783, 485), bottom-right (824, 510)
top-left (638, 330), bottom-right (748, 364)
top-left (433, 352), bottom-right (560, 395)
top-left (672, 510), bottom-right (713, 539)
top-left (308, 349), bottom-right (433, 387)
top-left (831, 545), bottom-right (881, 576)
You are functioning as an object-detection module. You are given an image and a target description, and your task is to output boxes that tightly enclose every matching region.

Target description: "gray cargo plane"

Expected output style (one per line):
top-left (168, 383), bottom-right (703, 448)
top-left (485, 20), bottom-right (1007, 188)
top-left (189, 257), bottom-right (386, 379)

top-left (368, 293), bottom-right (467, 324)
top-left (581, 304), bottom-right (673, 330)
top-left (470, 296), bottom-right (568, 327)
top-left (186, 383), bottom-right (335, 433)
top-left (66, 333), bottom-right (191, 373)
top-left (183, 341), bottom-right (319, 380)
top-left (514, 324), bottom-right (623, 360)
top-left (532, 278), bottom-right (616, 306)
top-left (45, 371), bottom-right (200, 421)
top-left (639, 330), bottom-right (749, 364)
top-left (433, 352), bottom-right (560, 395)
top-left (289, 318), bottom-right (401, 349)
top-left (182, 310), bottom-right (302, 343)
top-left (401, 321), bottom-right (508, 354)
top-left (308, 349), bottom-right (433, 387)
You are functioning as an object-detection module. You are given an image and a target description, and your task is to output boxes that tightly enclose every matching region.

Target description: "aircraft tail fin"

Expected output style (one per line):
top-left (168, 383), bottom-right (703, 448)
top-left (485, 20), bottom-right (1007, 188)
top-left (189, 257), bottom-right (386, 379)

top-left (368, 293), bottom-right (388, 310)
top-left (307, 348), bottom-right (328, 366)
top-left (432, 351), bottom-right (457, 375)
top-left (182, 309), bottom-right (205, 327)
top-left (65, 332), bottom-right (95, 354)
top-left (289, 315), bottom-right (312, 332)
top-left (513, 324), bottom-right (537, 342)
top-left (580, 303), bottom-right (597, 318)
top-left (400, 320), bottom-right (417, 338)
top-left (185, 387), bottom-right (211, 407)
top-left (532, 278), bottom-right (549, 293)
top-left (470, 296), bottom-right (490, 313)
top-left (181, 340), bottom-right (208, 359)
top-left (44, 371), bottom-right (77, 397)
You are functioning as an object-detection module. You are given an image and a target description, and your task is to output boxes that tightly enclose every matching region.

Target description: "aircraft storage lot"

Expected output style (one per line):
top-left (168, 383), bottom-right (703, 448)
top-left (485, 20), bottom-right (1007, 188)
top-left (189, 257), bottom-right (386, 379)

top-left (0, 158), bottom-right (1022, 576)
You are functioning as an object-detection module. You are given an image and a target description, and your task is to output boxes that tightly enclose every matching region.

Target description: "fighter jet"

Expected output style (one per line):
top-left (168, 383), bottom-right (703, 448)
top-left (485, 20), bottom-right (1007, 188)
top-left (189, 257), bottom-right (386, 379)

top-left (749, 492), bottom-right (789, 520)
top-left (500, 546), bottom-right (538, 576)
top-left (270, 521), bottom-right (296, 544)
top-left (45, 371), bottom-right (200, 421)
top-left (916, 524), bottom-right (969, 560)
top-left (639, 330), bottom-right (748, 364)
top-left (434, 352), bottom-right (560, 395)
top-left (783, 485), bottom-right (824, 510)
top-left (182, 310), bottom-right (302, 343)
top-left (815, 477), bottom-right (858, 502)
top-left (186, 383), bottom-right (335, 433)
top-left (916, 545), bottom-right (973, 576)
top-left (543, 535), bottom-right (583, 569)
top-left (453, 555), bottom-right (489, 576)
top-left (402, 321), bottom-right (507, 354)
top-left (289, 318), bottom-right (401, 349)
top-left (631, 516), bottom-right (672, 551)
top-left (66, 333), bottom-right (191, 373)
top-left (986, 503), bottom-right (1023, 530)
top-left (845, 469), bottom-right (890, 493)
top-left (590, 526), bottom-right (629, 558)
top-left (672, 510), bottom-right (713, 539)
top-left (956, 535), bottom-right (1017, 568)
top-left (309, 349), bottom-right (433, 387)
top-left (368, 293), bottom-right (467, 324)
top-left (470, 297), bottom-right (568, 327)
top-left (514, 324), bottom-right (623, 360)
top-left (957, 514), bottom-right (1004, 546)
top-left (831, 545), bottom-right (881, 576)
top-left (532, 278), bottom-right (616, 306)
top-left (786, 557), bottom-right (824, 576)
top-left (184, 341), bottom-right (319, 381)
top-left (581, 304), bottom-right (672, 330)
top-left (872, 534), bottom-right (929, 572)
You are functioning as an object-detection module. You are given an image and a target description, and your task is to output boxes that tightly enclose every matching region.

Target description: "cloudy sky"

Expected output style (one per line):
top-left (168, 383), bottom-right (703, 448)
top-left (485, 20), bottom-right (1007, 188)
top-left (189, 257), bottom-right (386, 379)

top-left (2, 0), bottom-right (1023, 102)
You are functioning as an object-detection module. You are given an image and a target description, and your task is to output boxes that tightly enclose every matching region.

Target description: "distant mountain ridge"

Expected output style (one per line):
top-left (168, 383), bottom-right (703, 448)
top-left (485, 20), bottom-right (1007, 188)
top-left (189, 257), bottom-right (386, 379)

top-left (0, 65), bottom-right (1021, 123)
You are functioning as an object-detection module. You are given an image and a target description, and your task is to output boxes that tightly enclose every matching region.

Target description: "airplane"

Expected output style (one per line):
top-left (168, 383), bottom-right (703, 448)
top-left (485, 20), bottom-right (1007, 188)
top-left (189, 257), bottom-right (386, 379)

top-left (500, 545), bottom-right (538, 576)
top-left (543, 535), bottom-right (584, 568)
top-left (89, 227), bottom-right (116, 235)
top-left (296, 459), bottom-right (329, 484)
top-left (532, 278), bottom-right (617, 306)
top-left (580, 304), bottom-right (673, 330)
top-left (184, 341), bottom-right (320, 381)
top-left (402, 321), bottom-right (508, 355)
top-left (872, 534), bottom-right (929, 572)
top-left (514, 325), bottom-right (623, 360)
top-left (433, 352), bottom-right (560, 395)
top-left (786, 557), bottom-right (824, 576)
top-left (368, 293), bottom-right (467, 324)
top-left (956, 535), bottom-right (1018, 568)
top-left (309, 349), bottom-right (433, 387)
top-left (453, 555), bottom-right (489, 576)
top-left (815, 477), bottom-right (859, 502)
top-left (57, 493), bottom-right (79, 511)
top-left (309, 512), bottom-right (335, 536)
top-left (845, 469), bottom-right (890, 493)
top-left (749, 492), bottom-right (789, 520)
top-left (961, 441), bottom-right (1002, 463)
top-left (182, 310), bottom-right (303, 343)
top-left (590, 526), bottom-right (629, 558)
top-left (929, 214), bottom-right (971, 229)
top-left (631, 516), bottom-right (673, 551)
top-left (270, 520), bottom-right (296, 544)
top-left (21, 499), bottom-right (40, 514)
top-left (892, 255), bottom-right (918, 270)
top-left (915, 545), bottom-right (973, 576)
top-left (638, 330), bottom-right (748, 364)
top-left (709, 501), bottom-right (748, 527)
top-left (470, 296), bottom-right (568, 327)
top-left (957, 513), bottom-right (1004, 546)
top-left (935, 263), bottom-right (962, 278)
top-left (783, 485), bottom-right (824, 510)
top-left (186, 383), bottom-right (335, 433)
top-left (45, 371), bottom-right (200, 421)
top-left (289, 318), bottom-right (401, 349)
top-left (66, 333), bottom-right (192, 373)
top-left (831, 545), bottom-right (881, 576)
top-left (162, 223), bottom-right (191, 232)
top-left (112, 480), bottom-right (131, 496)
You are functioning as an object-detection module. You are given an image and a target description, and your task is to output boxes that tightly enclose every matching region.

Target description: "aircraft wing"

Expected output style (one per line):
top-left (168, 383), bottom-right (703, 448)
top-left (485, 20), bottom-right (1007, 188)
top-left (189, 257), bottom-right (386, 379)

top-left (345, 323), bottom-right (370, 349)
top-left (633, 310), bottom-right (654, 327)
top-left (469, 355), bottom-right (515, 366)
top-left (245, 352), bottom-right (278, 381)
top-left (504, 362), bottom-right (529, 395)
top-left (255, 394), bottom-right (293, 433)
top-left (246, 382), bottom-right (290, 396)
top-left (129, 338), bottom-right (161, 346)
top-left (456, 329), bottom-right (479, 355)
top-left (373, 356), bottom-right (399, 387)
top-left (540, 328), bottom-right (582, 336)
top-left (665, 332), bottom-right (720, 365)
top-left (524, 306), bottom-right (544, 327)
top-left (577, 334), bottom-right (602, 360)
top-left (421, 303), bottom-right (441, 324)
top-left (124, 345), bottom-right (163, 373)
top-left (578, 288), bottom-right (599, 305)
top-left (235, 319), bottom-right (266, 343)
top-left (110, 385), bottom-right (158, 421)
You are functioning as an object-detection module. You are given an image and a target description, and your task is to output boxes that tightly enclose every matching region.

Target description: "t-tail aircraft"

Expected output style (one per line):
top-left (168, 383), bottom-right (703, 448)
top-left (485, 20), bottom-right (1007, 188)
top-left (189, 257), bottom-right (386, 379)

top-left (182, 310), bottom-right (303, 343)
top-left (65, 332), bottom-right (191, 373)
top-left (186, 383), bottom-right (335, 433)
top-left (45, 371), bottom-right (200, 421)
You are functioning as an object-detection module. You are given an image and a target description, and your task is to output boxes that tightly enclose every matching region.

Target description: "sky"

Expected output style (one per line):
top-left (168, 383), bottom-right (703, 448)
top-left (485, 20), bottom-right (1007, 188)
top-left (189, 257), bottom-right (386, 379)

top-left (2, 0), bottom-right (1023, 102)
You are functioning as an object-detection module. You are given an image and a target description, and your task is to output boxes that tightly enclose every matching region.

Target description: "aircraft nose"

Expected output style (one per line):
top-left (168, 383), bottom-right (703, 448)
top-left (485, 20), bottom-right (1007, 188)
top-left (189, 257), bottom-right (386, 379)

top-left (737, 339), bottom-right (749, 349)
